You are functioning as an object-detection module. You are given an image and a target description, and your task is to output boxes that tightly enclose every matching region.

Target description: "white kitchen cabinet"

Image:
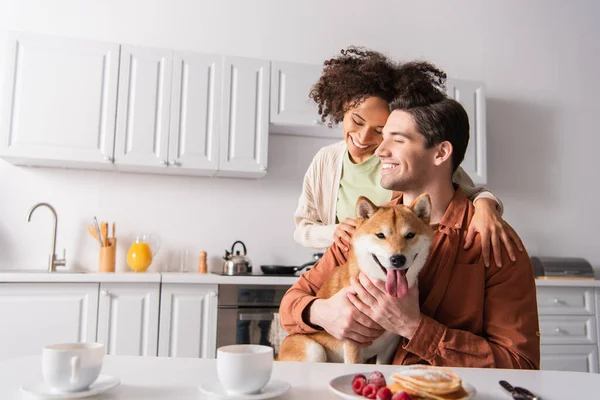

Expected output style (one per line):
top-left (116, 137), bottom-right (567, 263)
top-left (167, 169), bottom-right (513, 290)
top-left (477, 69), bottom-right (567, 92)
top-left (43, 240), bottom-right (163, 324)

top-left (114, 45), bottom-right (173, 170)
top-left (168, 51), bottom-right (222, 176)
top-left (540, 345), bottom-right (599, 373)
top-left (97, 283), bottom-right (159, 356)
top-left (537, 285), bottom-right (600, 373)
top-left (269, 61), bottom-right (340, 139)
top-left (0, 283), bottom-right (98, 361)
top-left (539, 315), bottom-right (597, 345)
top-left (0, 32), bottom-right (119, 169)
top-left (158, 284), bottom-right (218, 358)
top-left (217, 56), bottom-right (270, 178)
top-left (446, 79), bottom-right (487, 185)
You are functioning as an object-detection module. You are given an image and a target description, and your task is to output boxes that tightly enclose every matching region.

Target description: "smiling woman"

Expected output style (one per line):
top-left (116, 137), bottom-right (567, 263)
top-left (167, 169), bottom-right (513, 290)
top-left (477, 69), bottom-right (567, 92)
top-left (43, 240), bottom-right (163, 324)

top-left (293, 47), bottom-right (521, 267)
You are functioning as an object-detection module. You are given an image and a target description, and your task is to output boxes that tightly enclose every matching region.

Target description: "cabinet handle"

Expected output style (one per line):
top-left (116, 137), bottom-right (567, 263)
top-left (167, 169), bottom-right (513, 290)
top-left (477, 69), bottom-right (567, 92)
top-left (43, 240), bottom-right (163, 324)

top-left (552, 298), bottom-right (564, 305)
top-left (555, 327), bottom-right (566, 334)
top-left (101, 290), bottom-right (109, 297)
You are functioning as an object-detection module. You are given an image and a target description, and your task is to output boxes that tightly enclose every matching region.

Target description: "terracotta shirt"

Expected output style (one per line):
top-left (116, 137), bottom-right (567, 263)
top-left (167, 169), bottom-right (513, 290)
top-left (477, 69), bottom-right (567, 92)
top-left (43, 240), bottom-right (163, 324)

top-left (279, 189), bottom-right (540, 369)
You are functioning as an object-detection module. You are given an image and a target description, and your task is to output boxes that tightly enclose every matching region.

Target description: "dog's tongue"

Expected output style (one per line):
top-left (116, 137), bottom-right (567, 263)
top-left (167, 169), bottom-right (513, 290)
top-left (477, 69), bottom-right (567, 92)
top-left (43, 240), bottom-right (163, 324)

top-left (386, 268), bottom-right (408, 298)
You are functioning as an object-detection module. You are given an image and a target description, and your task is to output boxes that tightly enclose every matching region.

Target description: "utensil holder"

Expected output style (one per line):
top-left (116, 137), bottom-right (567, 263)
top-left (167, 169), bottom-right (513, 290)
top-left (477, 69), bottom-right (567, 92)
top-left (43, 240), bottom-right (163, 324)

top-left (99, 238), bottom-right (116, 273)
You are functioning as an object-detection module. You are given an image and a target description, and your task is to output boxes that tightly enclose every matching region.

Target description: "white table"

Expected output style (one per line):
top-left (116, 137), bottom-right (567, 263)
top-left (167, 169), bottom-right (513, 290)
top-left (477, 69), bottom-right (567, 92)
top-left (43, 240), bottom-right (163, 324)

top-left (1, 355), bottom-right (599, 399)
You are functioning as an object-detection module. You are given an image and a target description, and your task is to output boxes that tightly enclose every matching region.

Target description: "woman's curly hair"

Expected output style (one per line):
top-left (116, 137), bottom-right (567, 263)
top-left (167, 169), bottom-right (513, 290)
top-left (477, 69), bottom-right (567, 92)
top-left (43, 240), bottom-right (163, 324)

top-left (391, 61), bottom-right (447, 109)
top-left (310, 46), bottom-right (399, 126)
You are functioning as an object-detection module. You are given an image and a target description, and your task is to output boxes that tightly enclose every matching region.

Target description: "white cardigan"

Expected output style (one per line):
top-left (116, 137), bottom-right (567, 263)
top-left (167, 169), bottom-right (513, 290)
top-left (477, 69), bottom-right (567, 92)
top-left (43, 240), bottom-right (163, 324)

top-left (293, 141), bottom-right (503, 250)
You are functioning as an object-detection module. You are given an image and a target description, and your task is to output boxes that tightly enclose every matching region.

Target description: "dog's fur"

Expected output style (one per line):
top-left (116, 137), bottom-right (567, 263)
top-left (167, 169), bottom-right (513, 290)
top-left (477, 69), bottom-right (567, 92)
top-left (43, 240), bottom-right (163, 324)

top-left (277, 194), bottom-right (434, 364)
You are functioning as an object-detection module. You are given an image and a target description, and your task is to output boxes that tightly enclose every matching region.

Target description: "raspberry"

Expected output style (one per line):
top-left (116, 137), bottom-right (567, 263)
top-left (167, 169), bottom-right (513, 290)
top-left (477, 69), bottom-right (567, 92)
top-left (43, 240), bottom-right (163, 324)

top-left (362, 383), bottom-right (378, 399)
top-left (369, 377), bottom-right (386, 388)
top-left (352, 377), bottom-right (367, 395)
top-left (368, 371), bottom-right (385, 382)
top-left (391, 392), bottom-right (412, 400)
top-left (352, 374), bottom-right (367, 383)
top-left (376, 387), bottom-right (393, 400)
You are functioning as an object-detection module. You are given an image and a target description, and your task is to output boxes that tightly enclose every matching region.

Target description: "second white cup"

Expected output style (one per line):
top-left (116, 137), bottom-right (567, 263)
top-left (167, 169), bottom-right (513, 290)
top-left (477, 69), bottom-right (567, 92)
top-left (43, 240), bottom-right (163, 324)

top-left (217, 344), bottom-right (273, 395)
top-left (42, 342), bottom-right (104, 392)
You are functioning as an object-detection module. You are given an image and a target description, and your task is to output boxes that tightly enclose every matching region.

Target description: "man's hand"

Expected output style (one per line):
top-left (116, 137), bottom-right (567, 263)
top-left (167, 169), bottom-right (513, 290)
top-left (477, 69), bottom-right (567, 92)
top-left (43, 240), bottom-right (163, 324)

top-left (308, 286), bottom-right (384, 347)
top-left (347, 273), bottom-right (421, 339)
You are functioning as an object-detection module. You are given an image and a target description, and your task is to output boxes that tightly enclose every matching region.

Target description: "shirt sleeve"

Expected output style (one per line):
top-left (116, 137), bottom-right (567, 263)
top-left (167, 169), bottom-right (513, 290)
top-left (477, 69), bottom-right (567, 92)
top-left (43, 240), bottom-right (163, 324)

top-left (452, 166), bottom-right (504, 215)
top-left (279, 244), bottom-right (347, 334)
top-left (403, 237), bottom-right (540, 369)
top-left (293, 153), bottom-right (337, 250)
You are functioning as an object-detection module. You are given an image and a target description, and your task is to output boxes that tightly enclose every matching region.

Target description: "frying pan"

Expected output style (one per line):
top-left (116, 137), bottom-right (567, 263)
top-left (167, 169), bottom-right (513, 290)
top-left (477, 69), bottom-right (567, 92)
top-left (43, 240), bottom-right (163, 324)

top-left (260, 253), bottom-right (324, 275)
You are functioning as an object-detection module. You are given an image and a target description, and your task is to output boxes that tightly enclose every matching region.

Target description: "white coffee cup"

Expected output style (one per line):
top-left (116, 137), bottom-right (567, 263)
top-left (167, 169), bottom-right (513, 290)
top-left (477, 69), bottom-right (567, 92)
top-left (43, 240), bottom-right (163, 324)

top-left (217, 345), bottom-right (273, 395)
top-left (42, 342), bottom-right (104, 392)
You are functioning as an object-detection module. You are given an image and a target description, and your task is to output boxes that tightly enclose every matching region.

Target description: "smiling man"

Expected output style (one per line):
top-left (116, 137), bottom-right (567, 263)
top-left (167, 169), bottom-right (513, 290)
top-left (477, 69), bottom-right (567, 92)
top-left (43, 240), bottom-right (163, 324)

top-left (279, 61), bottom-right (540, 368)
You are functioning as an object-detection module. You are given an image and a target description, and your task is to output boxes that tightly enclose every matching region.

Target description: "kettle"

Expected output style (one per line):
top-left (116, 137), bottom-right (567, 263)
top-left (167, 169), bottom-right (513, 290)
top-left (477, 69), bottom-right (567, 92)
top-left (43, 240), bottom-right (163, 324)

top-left (222, 240), bottom-right (252, 275)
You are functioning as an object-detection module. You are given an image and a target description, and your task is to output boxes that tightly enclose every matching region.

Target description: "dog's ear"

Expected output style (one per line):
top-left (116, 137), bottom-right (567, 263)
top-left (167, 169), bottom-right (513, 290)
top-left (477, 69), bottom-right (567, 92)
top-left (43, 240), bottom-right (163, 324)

top-left (409, 193), bottom-right (431, 224)
top-left (356, 196), bottom-right (379, 220)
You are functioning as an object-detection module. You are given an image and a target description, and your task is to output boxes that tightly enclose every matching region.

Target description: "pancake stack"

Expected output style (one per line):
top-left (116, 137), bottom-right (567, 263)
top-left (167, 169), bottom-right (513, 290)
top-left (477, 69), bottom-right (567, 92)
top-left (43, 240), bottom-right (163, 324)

top-left (388, 366), bottom-right (469, 400)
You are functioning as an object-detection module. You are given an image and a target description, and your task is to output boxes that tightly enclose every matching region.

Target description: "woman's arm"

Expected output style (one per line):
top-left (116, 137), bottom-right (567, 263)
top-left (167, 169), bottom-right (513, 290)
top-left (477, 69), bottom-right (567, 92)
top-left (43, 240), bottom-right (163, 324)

top-left (293, 153), bottom-right (338, 250)
top-left (452, 166), bottom-right (504, 214)
top-left (452, 166), bottom-right (524, 267)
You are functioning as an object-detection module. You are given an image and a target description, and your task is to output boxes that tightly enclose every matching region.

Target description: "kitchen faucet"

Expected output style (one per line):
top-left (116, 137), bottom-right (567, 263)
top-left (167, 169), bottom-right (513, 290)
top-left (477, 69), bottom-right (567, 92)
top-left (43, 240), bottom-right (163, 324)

top-left (26, 202), bottom-right (66, 272)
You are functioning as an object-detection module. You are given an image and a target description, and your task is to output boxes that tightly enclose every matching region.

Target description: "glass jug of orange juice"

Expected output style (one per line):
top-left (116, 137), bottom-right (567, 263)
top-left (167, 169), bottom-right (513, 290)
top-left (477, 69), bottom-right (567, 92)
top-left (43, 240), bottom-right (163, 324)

top-left (127, 233), bottom-right (160, 272)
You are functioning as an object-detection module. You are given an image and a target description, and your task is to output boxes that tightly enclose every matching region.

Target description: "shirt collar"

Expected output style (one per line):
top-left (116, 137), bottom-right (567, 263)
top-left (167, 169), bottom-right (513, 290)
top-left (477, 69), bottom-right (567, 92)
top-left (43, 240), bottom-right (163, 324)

top-left (389, 188), bottom-right (470, 230)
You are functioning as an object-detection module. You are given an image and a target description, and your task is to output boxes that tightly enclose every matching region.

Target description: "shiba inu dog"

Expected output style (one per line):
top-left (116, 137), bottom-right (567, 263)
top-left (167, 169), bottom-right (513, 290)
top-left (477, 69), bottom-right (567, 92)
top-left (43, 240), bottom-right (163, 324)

top-left (277, 193), bottom-right (434, 364)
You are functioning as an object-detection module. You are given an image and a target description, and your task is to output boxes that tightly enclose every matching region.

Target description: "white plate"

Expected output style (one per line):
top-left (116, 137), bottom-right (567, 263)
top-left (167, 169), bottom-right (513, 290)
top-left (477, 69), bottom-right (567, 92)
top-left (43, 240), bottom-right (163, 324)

top-left (328, 373), bottom-right (476, 399)
top-left (20, 375), bottom-right (121, 399)
top-left (199, 379), bottom-right (291, 399)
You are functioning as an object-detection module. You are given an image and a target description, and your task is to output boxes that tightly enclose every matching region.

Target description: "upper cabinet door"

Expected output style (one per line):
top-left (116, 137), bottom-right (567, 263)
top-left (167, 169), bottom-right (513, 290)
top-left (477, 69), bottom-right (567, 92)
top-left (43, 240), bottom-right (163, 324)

top-left (270, 61), bottom-right (321, 126)
top-left (114, 45), bottom-right (172, 168)
top-left (269, 61), bottom-right (340, 138)
top-left (217, 56), bottom-right (270, 178)
top-left (0, 32), bottom-right (119, 167)
top-left (446, 79), bottom-right (487, 185)
top-left (168, 52), bottom-right (221, 175)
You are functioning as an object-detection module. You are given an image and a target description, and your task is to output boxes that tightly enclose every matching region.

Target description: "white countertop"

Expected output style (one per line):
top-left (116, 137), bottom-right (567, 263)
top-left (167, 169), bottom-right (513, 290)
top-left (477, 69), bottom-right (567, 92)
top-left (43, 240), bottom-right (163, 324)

top-left (0, 271), bottom-right (298, 285)
top-left (1, 354), bottom-right (598, 399)
top-left (1, 270), bottom-right (600, 287)
top-left (534, 278), bottom-right (600, 287)
top-left (0, 271), bottom-right (162, 283)
top-left (161, 272), bottom-right (300, 285)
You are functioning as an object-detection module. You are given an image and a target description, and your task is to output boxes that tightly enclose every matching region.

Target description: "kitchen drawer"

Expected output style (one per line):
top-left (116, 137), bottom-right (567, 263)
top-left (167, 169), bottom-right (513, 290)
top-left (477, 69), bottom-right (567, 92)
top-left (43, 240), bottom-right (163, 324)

top-left (536, 287), bottom-right (595, 315)
top-left (539, 315), bottom-right (597, 345)
top-left (540, 344), bottom-right (599, 373)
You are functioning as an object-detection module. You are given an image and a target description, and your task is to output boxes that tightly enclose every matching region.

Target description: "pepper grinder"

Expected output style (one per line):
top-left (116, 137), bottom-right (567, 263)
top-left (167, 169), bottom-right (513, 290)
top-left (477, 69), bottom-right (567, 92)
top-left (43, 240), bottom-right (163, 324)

top-left (198, 251), bottom-right (207, 274)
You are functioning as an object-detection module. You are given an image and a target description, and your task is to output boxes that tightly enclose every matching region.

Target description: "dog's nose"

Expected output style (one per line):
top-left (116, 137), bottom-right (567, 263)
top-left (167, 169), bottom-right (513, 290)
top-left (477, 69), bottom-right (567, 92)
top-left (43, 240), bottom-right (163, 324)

top-left (390, 254), bottom-right (406, 268)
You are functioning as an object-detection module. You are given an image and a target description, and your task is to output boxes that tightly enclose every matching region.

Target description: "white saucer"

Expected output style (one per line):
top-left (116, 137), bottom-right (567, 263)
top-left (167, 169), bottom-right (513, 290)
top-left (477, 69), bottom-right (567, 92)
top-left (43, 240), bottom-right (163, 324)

top-left (328, 373), bottom-right (476, 399)
top-left (198, 379), bottom-right (291, 399)
top-left (20, 375), bottom-right (121, 399)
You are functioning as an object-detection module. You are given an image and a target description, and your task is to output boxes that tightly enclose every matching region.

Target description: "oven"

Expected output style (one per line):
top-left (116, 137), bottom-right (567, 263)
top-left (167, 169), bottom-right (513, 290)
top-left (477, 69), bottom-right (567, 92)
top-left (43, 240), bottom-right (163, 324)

top-left (216, 284), bottom-right (290, 356)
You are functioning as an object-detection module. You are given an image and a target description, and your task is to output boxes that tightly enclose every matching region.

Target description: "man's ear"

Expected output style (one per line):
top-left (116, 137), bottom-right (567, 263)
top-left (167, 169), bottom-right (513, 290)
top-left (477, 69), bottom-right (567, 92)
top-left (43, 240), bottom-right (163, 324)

top-left (433, 141), bottom-right (453, 167)
top-left (409, 193), bottom-right (431, 224)
top-left (356, 196), bottom-right (378, 220)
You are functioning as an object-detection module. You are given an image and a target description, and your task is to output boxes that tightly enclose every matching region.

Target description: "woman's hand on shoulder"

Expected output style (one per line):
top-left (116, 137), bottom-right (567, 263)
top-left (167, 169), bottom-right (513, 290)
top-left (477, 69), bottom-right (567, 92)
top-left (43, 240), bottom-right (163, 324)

top-left (465, 198), bottom-right (524, 267)
top-left (333, 218), bottom-right (357, 252)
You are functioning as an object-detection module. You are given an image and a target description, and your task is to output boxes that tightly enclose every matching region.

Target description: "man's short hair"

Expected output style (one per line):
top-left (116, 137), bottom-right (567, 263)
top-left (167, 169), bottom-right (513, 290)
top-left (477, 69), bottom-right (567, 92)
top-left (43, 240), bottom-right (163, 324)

top-left (390, 62), bottom-right (470, 173)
